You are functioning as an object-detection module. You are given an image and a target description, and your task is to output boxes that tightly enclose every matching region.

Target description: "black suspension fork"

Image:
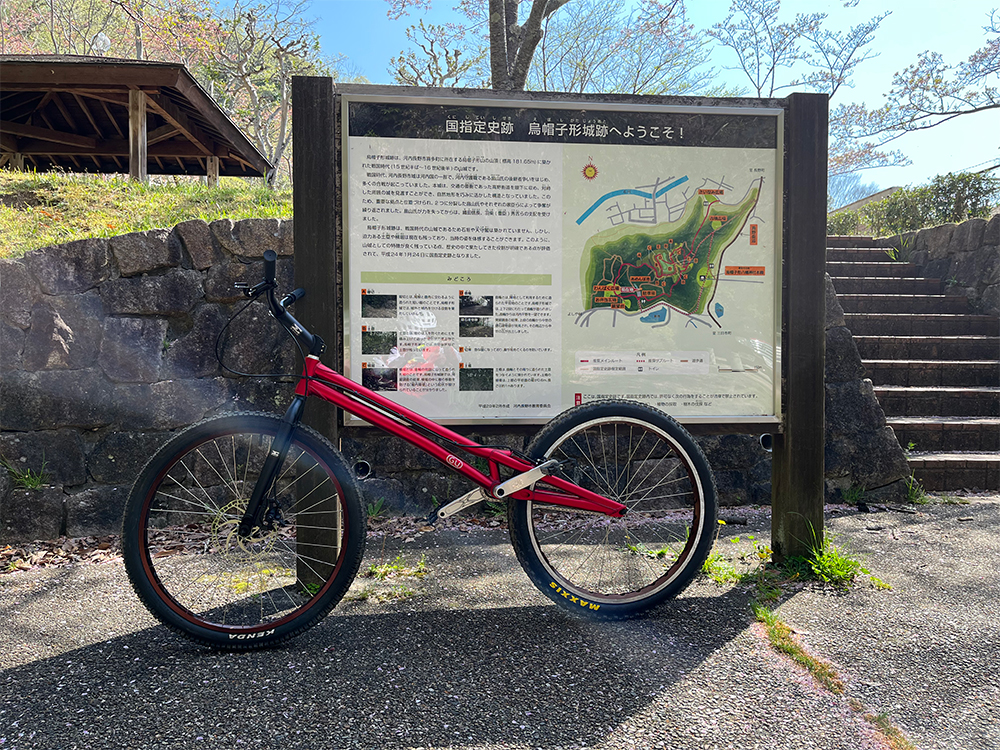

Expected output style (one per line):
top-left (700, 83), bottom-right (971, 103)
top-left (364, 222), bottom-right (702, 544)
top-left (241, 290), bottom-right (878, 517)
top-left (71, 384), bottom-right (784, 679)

top-left (237, 395), bottom-right (308, 537)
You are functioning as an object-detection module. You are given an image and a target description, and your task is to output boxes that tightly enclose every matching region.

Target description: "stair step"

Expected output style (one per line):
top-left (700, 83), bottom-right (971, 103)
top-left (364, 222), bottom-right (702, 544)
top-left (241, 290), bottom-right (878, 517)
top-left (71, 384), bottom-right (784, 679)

top-left (888, 417), bottom-right (1000, 452)
top-left (864, 360), bottom-right (1000, 387)
top-left (827, 236), bottom-right (878, 248)
top-left (847, 313), bottom-right (1000, 336)
top-left (831, 277), bottom-right (943, 294)
top-left (826, 261), bottom-right (921, 278)
top-left (839, 294), bottom-right (969, 314)
top-left (854, 335), bottom-right (1000, 359)
top-left (907, 452), bottom-right (1000, 491)
top-left (827, 249), bottom-right (891, 263)
top-left (874, 386), bottom-right (1000, 418)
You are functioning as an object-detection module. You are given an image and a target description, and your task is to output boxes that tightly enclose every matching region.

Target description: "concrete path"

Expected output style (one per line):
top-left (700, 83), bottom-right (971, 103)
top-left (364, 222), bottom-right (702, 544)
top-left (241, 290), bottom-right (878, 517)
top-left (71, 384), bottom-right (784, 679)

top-left (2, 497), bottom-right (998, 750)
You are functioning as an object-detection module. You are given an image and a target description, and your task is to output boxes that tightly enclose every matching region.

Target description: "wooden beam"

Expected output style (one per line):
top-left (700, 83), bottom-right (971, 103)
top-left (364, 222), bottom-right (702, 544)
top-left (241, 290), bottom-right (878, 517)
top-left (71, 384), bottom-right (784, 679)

top-left (145, 92), bottom-right (212, 156)
top-left (129, 89), bottom-right (148, 183)
top-left (0, 132), bottom-right (18, 151)
top-left (0, 120), bottom-right (97, 148)
top-left (771, 92), bottom-right (829, 561)
top-left (100, 100), bottom-right (125, 138)
top-left (50, 92), bottom-right (79, 132)
top-left (72, 93), bottom-right (105, 139)
top-left (0, 63), bottom-right (181, 89)
top-left (147, 124), bottom-right (179, 145)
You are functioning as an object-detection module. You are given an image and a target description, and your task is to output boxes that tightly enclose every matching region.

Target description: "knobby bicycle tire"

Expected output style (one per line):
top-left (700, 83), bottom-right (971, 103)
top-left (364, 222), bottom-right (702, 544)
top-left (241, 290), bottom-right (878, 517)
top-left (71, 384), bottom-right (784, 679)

top-left (123, 412), bottom-right (366, 649)
top-left (508, 400), bottom-right (717, 619)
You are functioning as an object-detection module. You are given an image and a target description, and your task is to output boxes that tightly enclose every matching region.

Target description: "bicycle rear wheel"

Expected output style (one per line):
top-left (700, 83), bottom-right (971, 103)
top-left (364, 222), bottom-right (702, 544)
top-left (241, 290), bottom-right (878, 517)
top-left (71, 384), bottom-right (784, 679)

top-left (509, 400), bottom-right (717, 619)
top-left (123, 412), bottom-right (365, 649)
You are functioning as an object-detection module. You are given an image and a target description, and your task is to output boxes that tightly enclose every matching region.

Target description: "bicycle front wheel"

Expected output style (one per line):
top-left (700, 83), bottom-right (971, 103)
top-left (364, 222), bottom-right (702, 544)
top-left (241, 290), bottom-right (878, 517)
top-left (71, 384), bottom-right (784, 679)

top-left (509, 400), bottom-right (717, 619)
top-left (123, 412), bottom-right (366, 649)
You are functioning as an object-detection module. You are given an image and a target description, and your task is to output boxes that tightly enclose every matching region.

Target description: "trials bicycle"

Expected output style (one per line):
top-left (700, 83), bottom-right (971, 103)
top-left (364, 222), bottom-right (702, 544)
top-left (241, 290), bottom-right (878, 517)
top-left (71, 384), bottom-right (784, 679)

top-left (122, 251), bottom-right (718, 649)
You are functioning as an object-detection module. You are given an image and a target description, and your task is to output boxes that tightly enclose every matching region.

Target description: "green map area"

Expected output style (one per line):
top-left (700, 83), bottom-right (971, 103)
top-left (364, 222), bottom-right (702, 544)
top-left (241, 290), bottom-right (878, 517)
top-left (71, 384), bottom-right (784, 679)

top-left (581, 179), bottom-right (762, 315)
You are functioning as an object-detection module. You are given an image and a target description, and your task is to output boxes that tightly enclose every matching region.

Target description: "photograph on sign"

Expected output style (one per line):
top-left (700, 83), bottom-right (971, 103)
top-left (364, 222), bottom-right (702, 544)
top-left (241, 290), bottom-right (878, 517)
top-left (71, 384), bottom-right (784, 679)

top-left (343, 96), bottom-right (782, 424)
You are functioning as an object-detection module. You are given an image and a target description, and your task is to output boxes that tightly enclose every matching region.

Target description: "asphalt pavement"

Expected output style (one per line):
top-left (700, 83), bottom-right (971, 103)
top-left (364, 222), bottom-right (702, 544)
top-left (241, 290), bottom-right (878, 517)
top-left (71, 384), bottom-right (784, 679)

top-left (2, 497), bottom-right (998, 750)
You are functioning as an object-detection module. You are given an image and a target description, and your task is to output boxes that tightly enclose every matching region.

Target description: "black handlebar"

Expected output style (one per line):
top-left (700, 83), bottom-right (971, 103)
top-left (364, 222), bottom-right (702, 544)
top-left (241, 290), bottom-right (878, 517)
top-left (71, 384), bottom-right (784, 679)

top-left (263, 249), bottom-right (277, 285)
top-left (238, 252), bottom-right (325, 358)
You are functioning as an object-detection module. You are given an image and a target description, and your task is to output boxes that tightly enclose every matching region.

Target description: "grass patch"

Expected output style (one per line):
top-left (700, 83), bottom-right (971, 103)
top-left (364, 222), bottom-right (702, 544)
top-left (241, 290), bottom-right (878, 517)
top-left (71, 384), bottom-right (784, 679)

top-left (0, 455), bottom-right (49, 490)
top-left (754, 604), bottom-right (846, 694)
top-left (855, 702), bottom-right (919, 750)
top-left (345, 584), bottom-right (417, 604)
top-left (905, 476), bottom-right (930, 505)
top-left (365, 554), bottom-right (427, 581)
top-left (0, 171), bottom-right (291, 258)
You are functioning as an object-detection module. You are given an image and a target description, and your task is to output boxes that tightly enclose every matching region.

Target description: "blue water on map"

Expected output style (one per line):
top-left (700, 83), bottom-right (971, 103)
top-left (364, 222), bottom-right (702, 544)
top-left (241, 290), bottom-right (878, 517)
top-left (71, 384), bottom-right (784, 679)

top-left (640, 308), bottom-right (667, 323)
top-left (715, 303), bottom-right (725, 318)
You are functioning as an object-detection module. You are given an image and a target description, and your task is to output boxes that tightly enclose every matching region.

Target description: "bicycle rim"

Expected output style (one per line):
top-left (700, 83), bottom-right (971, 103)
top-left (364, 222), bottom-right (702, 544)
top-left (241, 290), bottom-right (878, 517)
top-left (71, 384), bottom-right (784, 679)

top-left (526, 415), bottom-right (708, 605)
top-left (133, 421), bottom-right (353, 637)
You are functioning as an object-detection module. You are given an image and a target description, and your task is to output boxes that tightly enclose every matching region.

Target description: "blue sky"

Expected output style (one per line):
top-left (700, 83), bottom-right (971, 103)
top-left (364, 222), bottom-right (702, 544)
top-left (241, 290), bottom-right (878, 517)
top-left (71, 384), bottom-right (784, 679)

top-left (309, 0), bottom-right (1000, 188)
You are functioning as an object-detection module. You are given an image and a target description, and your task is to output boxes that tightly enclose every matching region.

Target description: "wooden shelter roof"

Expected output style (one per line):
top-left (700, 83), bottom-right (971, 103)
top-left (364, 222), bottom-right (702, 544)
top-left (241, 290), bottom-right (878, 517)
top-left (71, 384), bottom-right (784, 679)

top-left (0, 55), bottom-right (272, 178)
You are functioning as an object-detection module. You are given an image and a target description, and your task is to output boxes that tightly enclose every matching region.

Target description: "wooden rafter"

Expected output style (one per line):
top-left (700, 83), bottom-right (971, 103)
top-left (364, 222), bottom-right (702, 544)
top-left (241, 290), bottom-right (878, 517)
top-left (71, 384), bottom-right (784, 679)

top-left (72, 93), bottom-right (104, 139)
top-left (0, 119), bottom-right (97, 148)
top-left (145, 92), bottom-right (213, 156)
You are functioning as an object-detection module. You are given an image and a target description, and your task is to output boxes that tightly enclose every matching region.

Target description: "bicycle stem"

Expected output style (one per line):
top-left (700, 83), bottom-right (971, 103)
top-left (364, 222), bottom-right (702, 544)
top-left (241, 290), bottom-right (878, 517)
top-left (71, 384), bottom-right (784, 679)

top-left (237, 394), bottom-right (307, 537)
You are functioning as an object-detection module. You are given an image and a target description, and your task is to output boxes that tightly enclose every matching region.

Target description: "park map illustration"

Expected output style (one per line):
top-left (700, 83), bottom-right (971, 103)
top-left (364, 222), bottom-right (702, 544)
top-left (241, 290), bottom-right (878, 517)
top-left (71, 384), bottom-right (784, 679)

top-left (578, 175), bottom-right (764, 328)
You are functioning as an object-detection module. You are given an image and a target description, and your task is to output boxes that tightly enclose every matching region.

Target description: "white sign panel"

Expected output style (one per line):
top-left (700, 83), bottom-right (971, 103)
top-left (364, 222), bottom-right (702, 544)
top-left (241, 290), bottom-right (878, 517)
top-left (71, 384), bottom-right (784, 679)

top-left (343, 96), bottom-right (782, 424)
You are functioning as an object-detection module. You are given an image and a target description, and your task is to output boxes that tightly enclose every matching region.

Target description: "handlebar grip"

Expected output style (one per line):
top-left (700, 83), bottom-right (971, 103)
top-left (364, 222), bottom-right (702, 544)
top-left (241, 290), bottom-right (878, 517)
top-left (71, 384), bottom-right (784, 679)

top-left (263, 250), bottom-right (277, 285)
top-left (280, 288), bottom-right (306, 308)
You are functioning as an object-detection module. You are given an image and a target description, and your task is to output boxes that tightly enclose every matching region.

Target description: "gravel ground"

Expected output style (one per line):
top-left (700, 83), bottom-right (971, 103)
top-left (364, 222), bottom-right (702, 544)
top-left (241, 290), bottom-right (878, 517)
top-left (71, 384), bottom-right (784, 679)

top-left (1, 497), bottom-right (997, 750)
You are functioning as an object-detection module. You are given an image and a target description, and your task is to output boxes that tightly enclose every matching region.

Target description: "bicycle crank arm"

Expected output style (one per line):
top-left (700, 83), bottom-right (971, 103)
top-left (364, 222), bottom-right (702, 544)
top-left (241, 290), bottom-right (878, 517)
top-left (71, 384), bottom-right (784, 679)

top-left (491, 459), bottom-right (560, 499)
top-left (431, 488), bottom-right (488, 522)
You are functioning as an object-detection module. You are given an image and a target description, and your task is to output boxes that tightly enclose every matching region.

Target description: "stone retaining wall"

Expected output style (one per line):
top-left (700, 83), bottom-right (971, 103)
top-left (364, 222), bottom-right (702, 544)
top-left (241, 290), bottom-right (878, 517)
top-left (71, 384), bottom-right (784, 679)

top-left (877, 215), bottom-right (1000, 315)
top-left (0, 219), bottom-right (909, 543)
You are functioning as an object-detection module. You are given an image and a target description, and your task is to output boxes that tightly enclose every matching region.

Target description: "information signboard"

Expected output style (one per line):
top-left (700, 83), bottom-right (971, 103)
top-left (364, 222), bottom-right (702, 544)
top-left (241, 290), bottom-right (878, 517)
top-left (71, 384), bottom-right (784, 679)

top-left (343, 95), bottom-right (783, 425)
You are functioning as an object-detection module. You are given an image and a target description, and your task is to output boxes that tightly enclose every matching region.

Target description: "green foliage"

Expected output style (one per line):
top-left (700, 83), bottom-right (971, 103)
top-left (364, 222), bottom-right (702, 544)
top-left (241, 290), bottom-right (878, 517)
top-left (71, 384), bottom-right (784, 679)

top-left (0, 455), bottom-right (49, 490)
top-left (365, 554), bottom-right (427, 580)
top-left (833, 172), bottom-right (1000, 238)
top-left (905, 476), bottom-right (930, 505)
top-left (0, 171), bottom-right (291, 258)
top-left (366, 497), bottom-right (386, 519)
top-left (841, 486), bottom-right (865, 506)
top-left (827, 210), bottom-right (860, 236)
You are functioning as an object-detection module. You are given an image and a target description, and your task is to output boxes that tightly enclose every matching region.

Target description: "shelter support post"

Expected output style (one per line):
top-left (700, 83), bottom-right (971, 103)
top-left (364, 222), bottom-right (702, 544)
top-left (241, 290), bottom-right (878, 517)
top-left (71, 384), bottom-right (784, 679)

top-left (771, 92), bottom-right (829, 561)
top-left (128, 89), bottom-right (147, 183)
top-left (206, 155), bottom-right (220, 187)
top-left (291, 76), bottom-right (340, 586)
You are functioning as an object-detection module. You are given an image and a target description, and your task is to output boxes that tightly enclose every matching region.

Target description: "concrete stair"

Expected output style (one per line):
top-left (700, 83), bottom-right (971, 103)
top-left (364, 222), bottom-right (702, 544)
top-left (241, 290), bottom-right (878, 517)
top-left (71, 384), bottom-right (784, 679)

top-left (828, 238), bottom-right (1000, 491)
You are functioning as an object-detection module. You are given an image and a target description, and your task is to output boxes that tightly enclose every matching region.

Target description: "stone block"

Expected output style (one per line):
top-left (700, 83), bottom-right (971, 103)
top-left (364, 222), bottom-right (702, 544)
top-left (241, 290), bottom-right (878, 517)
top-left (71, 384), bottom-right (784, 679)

top-left (916, 223), bottom-right (955, 260)
top-left (205, 258), bottom-right (294, 303)
top-left (949, 252), bottom-right (979, 288)
top-left (175, 219), bottom-right (223, 269)
top-left (978, 283), bottom-right (999, 316)
top-left (23, 238), bottom-right (110, 294)
top-left (88, 431), bottom-right (171, 484)
top-left (101, 269), bottom-right (203, 316)
top-left (824, 274), bottom-right (845, 329)
top-left (824, 437), bottom-right (854, 478)
top-left (357, 476), bottom-right (413, 516)
top-left (163, 304), bottom-right (225, 379)
top-left (825, 326), bottom-right (865, 383)
top-left (99, 317), bottom-right (167, 383)
top-left (233, 218), bottom-right (282, 257)
top-left (712, 469), bottom-right (749, 506)
top-left (218, 302), bottom-right (298, 378)
top-left (863, 478), bottom-right (908, 504)
top-left (278, 219), bottom-right (294, 256)
top-left (984, 214), bottom-right (1000, 246)
top-left (1, 486), bottom-right (63, 543)
top-left (23, 292), bottom-right (104, 370)
top-left (0, 320), bottom-right (25, 371)
top-left (210, 218), bottom-right (241, 254)
top-left (0, 369), bottom-right (113, 430)
top-left (975, 246), bottom-right (999, 287)
top-left (110, 229), bottom-right (179, 277)
top-left (65, 485), bottom-right (129, 537)
top-left (850, 426), bottom-right (910, 488)
top-left (922, 258), bottom-right (951, 282)
top-left (825, 379), bottom-right (886, 437)
top-left (947, 217), bottom-right (986, 256)
top-left (0, 430), bottom-right (87, 486)
top-left (0, 258), bottom-right (41, 328)
top-left (699, 434), bottom-right (766, 470)
top-left (147, 377), bottom-right (230, 429)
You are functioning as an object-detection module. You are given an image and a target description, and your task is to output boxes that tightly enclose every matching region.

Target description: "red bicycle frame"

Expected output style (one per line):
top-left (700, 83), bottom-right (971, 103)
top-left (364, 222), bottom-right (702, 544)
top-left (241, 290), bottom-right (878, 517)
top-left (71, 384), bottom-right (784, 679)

top-left (294, 356), bottom-right (627, 517)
